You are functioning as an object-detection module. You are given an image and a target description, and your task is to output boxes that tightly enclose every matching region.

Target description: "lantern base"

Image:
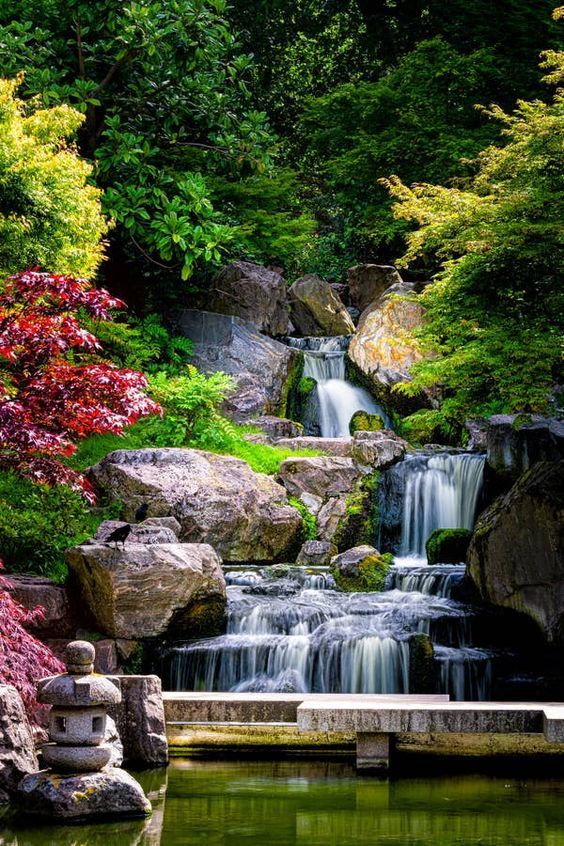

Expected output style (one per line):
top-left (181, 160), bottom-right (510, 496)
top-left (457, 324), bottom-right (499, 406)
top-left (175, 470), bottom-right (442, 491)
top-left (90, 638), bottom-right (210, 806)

top-left (42, 742), bottom-right (112, 772)
top-left (17, 768), bottom-right (151, 821)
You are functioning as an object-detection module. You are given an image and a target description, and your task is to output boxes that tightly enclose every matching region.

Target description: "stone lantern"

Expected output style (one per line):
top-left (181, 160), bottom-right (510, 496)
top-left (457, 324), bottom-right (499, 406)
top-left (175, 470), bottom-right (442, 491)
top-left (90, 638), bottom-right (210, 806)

top-left (18, 640), bottom-right (151, 821)
top-left (38, 640), bottom-right (120, 773)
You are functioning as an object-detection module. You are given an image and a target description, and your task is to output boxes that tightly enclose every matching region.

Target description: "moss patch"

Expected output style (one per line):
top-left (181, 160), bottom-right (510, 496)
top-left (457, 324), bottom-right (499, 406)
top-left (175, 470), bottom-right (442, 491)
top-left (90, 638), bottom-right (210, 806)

top-left (279, 350), bottom-right (305, 420)
top-left (426, 528), bottom-right (473, 565)
top-left (333, 471), bottom-right (380, 552)
top-left (288, 496), bottom-right (318, 541)
top-left (349, 410), bottom-right (384, 433)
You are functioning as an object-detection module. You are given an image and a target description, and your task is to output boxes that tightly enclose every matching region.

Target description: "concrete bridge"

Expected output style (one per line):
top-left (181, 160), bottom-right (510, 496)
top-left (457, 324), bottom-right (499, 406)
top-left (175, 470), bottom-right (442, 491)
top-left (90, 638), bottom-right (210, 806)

top-left (163, 692), bottom-right (564, 772)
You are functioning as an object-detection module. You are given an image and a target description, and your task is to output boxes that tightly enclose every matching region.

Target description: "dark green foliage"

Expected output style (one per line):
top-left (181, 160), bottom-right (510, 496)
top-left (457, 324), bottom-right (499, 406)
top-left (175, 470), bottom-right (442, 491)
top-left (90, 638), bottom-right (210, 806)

top-left (0, 473), bottom-right (116, 581)
top-left (88, 315), bottom-right (194, 375)
top-left (286, 375), bottom-right (316, 425)
top-left (426, 528), bottom-right (473, 565)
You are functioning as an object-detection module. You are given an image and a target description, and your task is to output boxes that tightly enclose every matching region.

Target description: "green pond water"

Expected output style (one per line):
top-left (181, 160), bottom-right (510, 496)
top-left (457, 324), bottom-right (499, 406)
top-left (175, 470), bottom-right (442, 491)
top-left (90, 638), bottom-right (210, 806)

top-left (4, 760), bottom-right (564, 845)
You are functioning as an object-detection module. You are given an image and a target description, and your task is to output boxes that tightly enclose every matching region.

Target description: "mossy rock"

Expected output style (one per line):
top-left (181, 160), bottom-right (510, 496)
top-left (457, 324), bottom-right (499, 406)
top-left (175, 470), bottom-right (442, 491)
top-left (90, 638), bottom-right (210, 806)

top-left (349, 410), bottom-right (385, 434)
top-left (408, 633), bottom-right (436, 693)
top-left (425, 528), bottom-right (473, 565)
top-left (330, 546), bottom-right (394, 593)
top-left (332, 471), bottom-right (380, 552)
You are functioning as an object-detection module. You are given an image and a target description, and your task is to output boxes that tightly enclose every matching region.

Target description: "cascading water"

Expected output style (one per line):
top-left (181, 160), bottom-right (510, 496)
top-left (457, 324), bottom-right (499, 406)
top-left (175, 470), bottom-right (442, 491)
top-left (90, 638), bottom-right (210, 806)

top-left (379, 452), bottom-right (485, 560)
top-left (287, 337), bottom-right (388, 437)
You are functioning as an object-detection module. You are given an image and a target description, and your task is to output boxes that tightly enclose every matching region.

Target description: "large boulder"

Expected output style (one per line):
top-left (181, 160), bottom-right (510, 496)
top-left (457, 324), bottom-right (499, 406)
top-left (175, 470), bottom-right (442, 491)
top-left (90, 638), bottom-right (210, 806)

top-left (350, 430), bottom-right (407, 469)
top-left (66, 542), bottom-right (226, 639)
top-left (347, 264), bottom-right (403, 313)
top-left (277, 456), bottom-right (364, 502)
top-left (110, 675), bottom-right (168, 767)
top-left (273, 436), bottom-right (354, 457)
top-left (468, 461), bottom-right (564, 643)
top-left (4, 576), bottom-right (75, 637)
top-left (296, 540), bottom-right (337, 566)
top-left (0, 685), bottom-right (38, 801)
top-left (208, 261), bottom-right (290, 336)
top-left (176, 310), bottom-right (300, 418)
top-left (330, 545), bottom-right (393, 592)
top-left (88, 448), bottom-right (303, 562)
top-left (348, 280), bottom-right (425, 404)
top-left (289, 274), bottom-right (355, 336)
top-left (485, 414), bottom-right (564, 491)
top-left (426, 528), bottom-right (473, 565)
top-left (250, 415), bottom-right (304, 439)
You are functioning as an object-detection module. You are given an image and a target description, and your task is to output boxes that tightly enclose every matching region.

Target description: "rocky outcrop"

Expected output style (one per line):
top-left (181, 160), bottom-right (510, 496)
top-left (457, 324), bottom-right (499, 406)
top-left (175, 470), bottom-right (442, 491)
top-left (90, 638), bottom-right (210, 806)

top-left (350, 430), bottom-right (407, 469)
top-left (468, 461), bottom-right (564, 643)
top-left (4, 576), bottom-right (75, 638)
top-left (208, 261), bottom-right (290, 336)
top-left (296, 540), bottom-right (337, 566)
top-left (277, 456), bottom-right (364, 501)
top-left (89, 448), bottom-right (303, 562)
top-left (348, 280), bottom-right (425, 406)
top-left (317, 497), bottom-right (348, 542)
top-left (110, 675), bottom-right (168, 767)
top-left (485, 415), bottom-right (564, 490)
top-left (347, 264), bottom-right (402, 313)
top-left (330, 545), bottom-right (393, 592)
top-left (176, 310), bottom-right (300, 418)
top-left (91, 520), bottom-right (178, 545)
top-left (289, 274), bottom-right (355, 336)
top-left (274, 436), bottom-right (354, 457)
top-left (66, 542), bottom-right (226, 639)
top-left (0, 685), bottom-right (38, 801)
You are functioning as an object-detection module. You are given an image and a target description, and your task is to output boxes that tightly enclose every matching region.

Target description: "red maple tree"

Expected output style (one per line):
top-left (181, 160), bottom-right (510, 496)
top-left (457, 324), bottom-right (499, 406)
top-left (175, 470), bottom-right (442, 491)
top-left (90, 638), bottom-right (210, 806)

top-left (0, 560), bottom-right (65, 723)
top-left (0, 270), bottom-right (161, 500)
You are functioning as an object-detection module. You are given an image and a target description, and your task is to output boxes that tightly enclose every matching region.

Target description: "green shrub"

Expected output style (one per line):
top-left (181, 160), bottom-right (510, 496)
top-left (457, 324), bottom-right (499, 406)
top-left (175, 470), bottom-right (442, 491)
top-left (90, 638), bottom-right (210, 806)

top-left (0, 473), bottom-right (116, 581)
top-left (288, 497), bottom-right (318, 541)
top-left (425, 528), bottom-right (473, 565)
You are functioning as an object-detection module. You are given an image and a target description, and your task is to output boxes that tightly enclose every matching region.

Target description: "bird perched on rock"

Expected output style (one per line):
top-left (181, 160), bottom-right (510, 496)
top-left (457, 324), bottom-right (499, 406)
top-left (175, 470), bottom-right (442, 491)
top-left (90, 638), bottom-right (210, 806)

top-left (105, 524), bottom-right (132, 548)
top-left (135, 502), bottom-right (149, 522)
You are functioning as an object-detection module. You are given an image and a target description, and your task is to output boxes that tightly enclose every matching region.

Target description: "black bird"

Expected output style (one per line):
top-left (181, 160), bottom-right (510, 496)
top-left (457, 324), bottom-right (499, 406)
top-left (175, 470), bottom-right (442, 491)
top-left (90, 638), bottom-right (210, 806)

top-left (135, 502), bottom-right (149, 522)
top-left (105, 524), bottom-right (132, 548)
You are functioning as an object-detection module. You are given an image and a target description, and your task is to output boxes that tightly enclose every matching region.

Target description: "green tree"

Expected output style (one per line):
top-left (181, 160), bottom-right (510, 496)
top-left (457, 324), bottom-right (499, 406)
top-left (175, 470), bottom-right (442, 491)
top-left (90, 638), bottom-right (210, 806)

top-left (299, 38), bottom-right (505, 273)
top-left (0, 77), bottom-right (107, 278)
top-left (384, 50), bottom-right (564, 439)
top-left (0, 1), bottom-right (277, 285)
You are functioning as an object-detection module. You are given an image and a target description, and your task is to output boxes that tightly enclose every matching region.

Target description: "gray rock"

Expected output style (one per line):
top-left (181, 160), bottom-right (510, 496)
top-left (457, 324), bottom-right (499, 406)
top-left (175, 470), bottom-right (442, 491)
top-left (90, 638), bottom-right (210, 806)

top-left (4, 576), bottom-right (75, 637)
top-left (296, 540), bottom-right (337, 566)
top-left (0, 685), bottom-right (38, 798)
top-left (465, 417), bottom-right (488, 451)
top-left (347, 264), bottom-right (403, 313)
top-left (67, 541), bottom-right (226, 639)
top-left (250, 415), bottom-right (304, 439)
top-left (208, 261), bottom-right (290, 336)
top-left (91, 521), bottom-right (178, 545)
top-left (468, 461), bottom-right (564, 643)
top-left (110, 675), bottom-right (168, 767)
top-left (277, 456), bottom-right (364, 501)
top-left (274, 436), bottom-right (353, 457)
top-left (88, 448), bottom-right (303, 562)
top-left (351, 430), bottom-right (407, 469)
top-left (176, 309), bottom-right (300, 418)
top-left (330, 545), bottom-right (380, 579)
top-left (140, 516), bottom-right (182, 536)
top-left (18, 768), bottom-right (151, 820)
top-left (317, 496), bottom-right (347, 542)
top-left (485, 414), bottom-right (564, 487)
top-left (289, 274), bottom-right (355, 336)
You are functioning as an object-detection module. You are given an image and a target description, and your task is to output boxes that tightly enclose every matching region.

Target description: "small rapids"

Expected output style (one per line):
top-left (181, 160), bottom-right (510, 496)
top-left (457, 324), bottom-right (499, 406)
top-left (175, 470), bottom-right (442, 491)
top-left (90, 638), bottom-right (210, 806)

top-left (159, 563), bottom-right (496, 701)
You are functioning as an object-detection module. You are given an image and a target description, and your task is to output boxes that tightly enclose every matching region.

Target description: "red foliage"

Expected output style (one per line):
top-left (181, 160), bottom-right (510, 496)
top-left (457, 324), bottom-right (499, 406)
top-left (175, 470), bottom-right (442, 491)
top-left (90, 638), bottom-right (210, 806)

top-left (0, 270), bottom-right (161, 500)
top-left (0, 561), bottom-right (65, 723)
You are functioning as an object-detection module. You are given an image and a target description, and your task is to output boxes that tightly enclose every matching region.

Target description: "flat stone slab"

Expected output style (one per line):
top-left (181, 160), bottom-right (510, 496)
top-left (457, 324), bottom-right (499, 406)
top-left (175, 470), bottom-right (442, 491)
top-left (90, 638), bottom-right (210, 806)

top-left (296, 700), bottom-right (564, 738)
top-left (163, 692), bottom-right (449, 725)
top-left (18, 768), bottom-right (151, 821)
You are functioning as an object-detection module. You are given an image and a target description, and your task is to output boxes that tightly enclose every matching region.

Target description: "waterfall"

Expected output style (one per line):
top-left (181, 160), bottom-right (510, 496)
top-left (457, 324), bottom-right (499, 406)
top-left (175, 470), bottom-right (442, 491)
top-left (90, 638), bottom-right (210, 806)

top-left (287, 337), bottom-right (387, 437)
top-left (390, 453), bottom-right (485, 559)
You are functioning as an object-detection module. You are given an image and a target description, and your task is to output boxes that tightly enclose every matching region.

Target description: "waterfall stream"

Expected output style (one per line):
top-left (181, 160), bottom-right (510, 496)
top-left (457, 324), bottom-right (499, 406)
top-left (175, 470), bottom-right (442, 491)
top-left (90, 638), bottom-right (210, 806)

top-left (287, 337), bottom-right (388, 437)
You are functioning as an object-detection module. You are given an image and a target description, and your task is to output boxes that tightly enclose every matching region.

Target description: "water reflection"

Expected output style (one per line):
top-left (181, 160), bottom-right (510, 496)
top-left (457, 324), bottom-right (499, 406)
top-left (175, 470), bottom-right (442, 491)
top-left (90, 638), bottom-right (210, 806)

top-left (3, 761), bottom-right (564, 845)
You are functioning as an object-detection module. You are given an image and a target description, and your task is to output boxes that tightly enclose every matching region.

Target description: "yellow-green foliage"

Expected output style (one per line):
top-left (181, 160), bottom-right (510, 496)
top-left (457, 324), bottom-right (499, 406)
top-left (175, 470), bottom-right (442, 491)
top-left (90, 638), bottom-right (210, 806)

top-left (0, 78), bottom-right (108, 278)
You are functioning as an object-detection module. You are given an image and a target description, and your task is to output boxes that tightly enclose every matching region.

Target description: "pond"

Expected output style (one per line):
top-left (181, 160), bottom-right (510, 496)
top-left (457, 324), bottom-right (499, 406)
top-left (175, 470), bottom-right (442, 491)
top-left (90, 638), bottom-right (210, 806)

top-left (3, 760), bottom-right (564, 845)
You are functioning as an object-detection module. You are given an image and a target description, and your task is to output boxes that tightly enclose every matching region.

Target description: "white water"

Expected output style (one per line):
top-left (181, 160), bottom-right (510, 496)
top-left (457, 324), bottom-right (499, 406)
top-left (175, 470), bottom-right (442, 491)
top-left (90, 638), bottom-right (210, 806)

top-left (398, 453), bottom-right (485, 559)
top-left (291, 337), bottom-right (388, 437)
